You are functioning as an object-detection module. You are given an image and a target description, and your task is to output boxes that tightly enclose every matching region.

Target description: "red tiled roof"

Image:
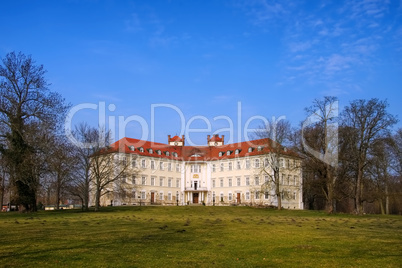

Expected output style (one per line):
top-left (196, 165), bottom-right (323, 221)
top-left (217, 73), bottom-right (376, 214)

top-left (209, 135), bottom-right (222, 142)
top-left (104, 137), bottom-right (300, 160)
top-left (169, 135), bottom-right (183, 142)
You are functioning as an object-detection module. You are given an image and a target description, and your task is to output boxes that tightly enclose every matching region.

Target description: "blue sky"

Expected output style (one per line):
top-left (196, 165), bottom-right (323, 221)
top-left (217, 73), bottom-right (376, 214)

top-left (1, 0), bottom-right (401, 145)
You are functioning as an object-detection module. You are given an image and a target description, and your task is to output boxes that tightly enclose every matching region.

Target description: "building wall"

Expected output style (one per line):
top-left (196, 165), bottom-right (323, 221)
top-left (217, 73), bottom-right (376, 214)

top-left (95, 153), bottom-right (303, 209)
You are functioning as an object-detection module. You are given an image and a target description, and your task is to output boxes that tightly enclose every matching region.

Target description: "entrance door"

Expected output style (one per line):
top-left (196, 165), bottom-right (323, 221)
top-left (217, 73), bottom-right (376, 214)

top-left (193, 193), bottom-right (199, 204)
top-left (237, 193), bottom-right (241, 204)
top-left (151, 192), bottom-right (155, 204)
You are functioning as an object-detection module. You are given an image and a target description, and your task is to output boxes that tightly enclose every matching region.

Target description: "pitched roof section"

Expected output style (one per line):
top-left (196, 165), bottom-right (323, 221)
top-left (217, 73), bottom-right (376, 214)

top-left (106, 136), bottom-right (300, 161)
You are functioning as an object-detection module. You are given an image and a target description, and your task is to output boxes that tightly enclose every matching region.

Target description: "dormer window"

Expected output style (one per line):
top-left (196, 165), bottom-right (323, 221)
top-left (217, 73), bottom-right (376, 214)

top-left (157, 150), bottom-right (161, 155)
top-left (128, 145), bottom-right (135, 151)
top-left (148, 148), bottom-right (153, 154)
top-left (226, 150), bottom-right (231, 156)
top-left (258, 146), bottom-right (263, 151)
top-left (235, 149), bottom-right (240, 155)
top-left (173, 152), bottom-right (178, 157)
top-left (219, 152), bottom-right (223, 157)
top-left (165, 151), bottom-right (170, 156)
top-left (139, 147), bottom-right (144, 153)
top-left (248, 147), bottom-right (253, 153)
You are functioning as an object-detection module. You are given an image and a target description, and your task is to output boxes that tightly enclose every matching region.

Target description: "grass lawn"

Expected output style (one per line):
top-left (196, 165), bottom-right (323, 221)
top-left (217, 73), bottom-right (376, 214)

top-left (0, 206), bottom-right (401, 267)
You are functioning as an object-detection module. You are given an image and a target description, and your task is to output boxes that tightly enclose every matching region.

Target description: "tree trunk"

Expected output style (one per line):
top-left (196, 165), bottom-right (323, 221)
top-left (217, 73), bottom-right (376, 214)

top-left (385, 183), bottom-right (389, 215)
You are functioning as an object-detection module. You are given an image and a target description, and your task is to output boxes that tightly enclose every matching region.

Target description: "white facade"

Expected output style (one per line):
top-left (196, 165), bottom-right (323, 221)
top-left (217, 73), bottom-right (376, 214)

top-left (94, 135), bottom-right (303, 209)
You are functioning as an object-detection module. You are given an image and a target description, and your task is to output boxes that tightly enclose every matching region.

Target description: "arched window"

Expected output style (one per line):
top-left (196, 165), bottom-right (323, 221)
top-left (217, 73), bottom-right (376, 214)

top-left (248, 147), bottom-right (253, 153)
top-left (149, 149), bottom-right (153, 154)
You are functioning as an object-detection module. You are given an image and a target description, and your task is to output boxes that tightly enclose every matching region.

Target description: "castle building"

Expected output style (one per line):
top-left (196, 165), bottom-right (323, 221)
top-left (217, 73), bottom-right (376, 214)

top-left (93, 135), bottom-right (303, 209)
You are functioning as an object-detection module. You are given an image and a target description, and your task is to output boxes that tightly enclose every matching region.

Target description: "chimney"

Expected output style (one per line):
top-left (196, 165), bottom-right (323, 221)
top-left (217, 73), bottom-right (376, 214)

top-left (168, 135), bottom-right (171, 142)
top-left (182, 135), bottom-right (185, 145)
top-left (222, 135), bottom-right (224, 145)
top-left (207, 135), bottom-right (210, 142)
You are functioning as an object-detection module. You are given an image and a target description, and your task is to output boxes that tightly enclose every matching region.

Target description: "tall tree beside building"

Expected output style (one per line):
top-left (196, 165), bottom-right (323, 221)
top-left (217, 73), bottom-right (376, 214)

top-left (0, 51), bottom-right (68, 212)
top-left (341, 99), bottom-right (397, 214)
top-left (301, 97), bottom-right (339, 213)
top-left (256, 118), bottom-right (294, 210)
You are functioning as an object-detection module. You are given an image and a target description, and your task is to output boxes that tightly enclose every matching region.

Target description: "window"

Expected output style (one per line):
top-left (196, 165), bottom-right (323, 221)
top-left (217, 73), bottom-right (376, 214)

top-left (191, 164), bottom-right (200, 173)
top-left (176, 164), bottom-right (180, 172)
top-left (248, 147), bottom-right (253, 153)
top-left (228, 178), bottom-right (232, 187)
top-left (282, 174), bottom-right (285, 185)
top-left (132, 175), bottom-right (136, 184)
top-left (227, 150), bottom-right (231, 156)
top-left (149, 149), bottom-right (153, 154)
top-left (245, 177), bottom-right (250, 186)
top-left (254, 159), bottom-right (260, 168)
top-left (293, 192), bottom-right (296, 200)
top-left (287, 159), bottom-right (290, 169)
top-left (157, 150), bottom-right (161, 155)
top-left (132, 159), bottom-right (137, 168)
top-left (237, 160), bottom-right (241, 170)
top-left (142, 176), bottom-right (146, 185)
top-left (159, 177), bottom-right (164, 186)
top-left (294, 176), bottom-right (298, 186)
top-left (279, 158), bottom-right (284, 168)
top-left (122, 157), bottom-right (127, 166)
top-left (176, 191), bottom-right (179, 201)
top-left (168, 178), bottom-right (172, 187)
top-left (265, 176), bottom-right (269, 184)
top-left (219, 152), bottom-right (223, 157)
top-left (255, 191), bottom-right (260, 199)
top-left (139, 147), bottom-right (144, 153)
top-left (220, 193), bottom-right (224, 202)
top-left (228, 162), bottom-right (233, 171)
top-left (246, 192), bottom-right (250, 200)
top-left (288, 175), bottom-right (291, 185)
top-left (160, 192), bottom-right (163, 200)
top-left (212, 164), bottom-right (216, 172)
top-left (151, 160), bottom-right (155, 170)
top-left (166, 151), bottom-right (170, 156)
top-left (255, 176), bottom-right (259, 186)
top-left (220, 178), bottom-right (224, 187)
top-left (212, 179), bottom-right (216, 188)
top-left (235, 149), bottom-right (240, 154)
top-left (213, 191), bottom-right (216, 202)
top-left (264, 158), bottom-right (269, 167)
top-left (151, 177), bottom-right (155, 186)
top-left (168, 163), bottom-right (172, 171)
top-left (176, 179), bottom-right (180, 188)
top-left (220, 163), bottom-right (224, 172)
top-left (237, 177), bottom-right (241, 186)
top-left (168, 192), bottom-right (172, 200)
top-left (246, 159), bottom-right (250, 169)
top-left (141, 191), bottom-right (146, 199)
top-left (265, 192), bottom-right (269, 199)
top-left (229, 193), bottom-right (232, 201)
top-left (258, 146), bottom-right (263, 151)
top-left (122, 174), bottom-right (127, 183)
top-left (141, 159), bottom-right (146, 168)
top-left (160, 161), bottom-right (164, 170)
top-left (129, 145), bottom-right (135, 151)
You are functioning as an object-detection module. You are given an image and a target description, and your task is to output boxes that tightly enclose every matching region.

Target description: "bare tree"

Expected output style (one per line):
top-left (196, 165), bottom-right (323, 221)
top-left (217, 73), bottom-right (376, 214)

top-left (256, 118), bottom-right (297, 210)
top-left (90, 138), bottom-right (130, 211)
top-left (47, 135), bottom-right (76, 209)
top-left (301, 97), bottom-right (339, 213)
top-left (0, 52), bottom-right (68, 212)
top-left (342, 99), bottom-right (397, 214)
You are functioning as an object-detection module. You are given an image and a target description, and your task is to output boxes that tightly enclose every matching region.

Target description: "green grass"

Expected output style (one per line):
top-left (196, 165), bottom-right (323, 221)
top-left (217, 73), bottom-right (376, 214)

top-left (0, 206), bottom-right (401, 267)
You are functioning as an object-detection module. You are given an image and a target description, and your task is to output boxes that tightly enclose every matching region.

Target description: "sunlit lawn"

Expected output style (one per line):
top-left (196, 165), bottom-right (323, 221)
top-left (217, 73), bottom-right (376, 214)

top-left (0, 206), bottom-right (401, 267)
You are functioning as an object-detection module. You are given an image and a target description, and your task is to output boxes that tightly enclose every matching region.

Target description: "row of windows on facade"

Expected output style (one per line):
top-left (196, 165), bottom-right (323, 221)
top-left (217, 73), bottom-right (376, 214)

top-left (121, 157), bottom-right (298, 171)
top-left (128, 190), bottom-right (297, 202)
top-left (122, 174), bottom-right (299, 187)
top-left (127, 145), bottom-right (267, 158)
top-left (212, 175), bottom-right (299, 187)
top-left (127, 146), bottom-right (179, 157)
